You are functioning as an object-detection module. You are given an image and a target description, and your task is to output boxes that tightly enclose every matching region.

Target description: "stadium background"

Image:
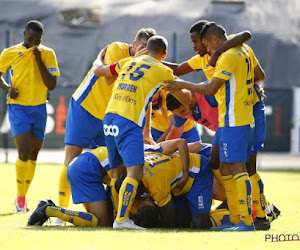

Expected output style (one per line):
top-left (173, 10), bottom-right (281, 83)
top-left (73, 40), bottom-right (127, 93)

top-left (0, 0), bottom-right (300, 160)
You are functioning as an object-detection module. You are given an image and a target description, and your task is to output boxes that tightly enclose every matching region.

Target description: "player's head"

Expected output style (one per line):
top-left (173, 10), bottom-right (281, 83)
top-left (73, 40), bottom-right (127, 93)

top-left (23, 20), bottom-right (44, 48)
top-left (146, 35), bottom-right (168, 60)
top-left (200, 22), bottom-right (227, 56)
top-left (115, 174), bottom-right (145, 196)
top-left (132, 28), bottom-right (157, 55)
top-left (135, 197), bottom-right (159, 228)
top-left (166, 93), bottom-right (192, 118)
top-left (189, 20), bottom-right (209, 56)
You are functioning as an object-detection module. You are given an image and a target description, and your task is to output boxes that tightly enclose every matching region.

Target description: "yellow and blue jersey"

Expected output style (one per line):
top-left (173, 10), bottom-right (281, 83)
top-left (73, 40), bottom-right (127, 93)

top-left (151, 88), bottom-right (196, 132)
top-left (90, 146), bottom-right (112, 186)
top-left (0, 43), bottom-right (60, 106)
top-left (142, 151), bottom-right (202, 207)
top-left (106, 55), bottom-right (175, 127)
top-left (187, 54), bottom-right (214, 81)
top-left (72, 42), bottom-right (131, 120)
top-left (213, 46), bottom-right (254, 127)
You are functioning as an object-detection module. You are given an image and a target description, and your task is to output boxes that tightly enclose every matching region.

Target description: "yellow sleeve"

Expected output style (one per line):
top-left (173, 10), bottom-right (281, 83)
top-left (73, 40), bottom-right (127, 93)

top-left (0, 48), bottom-right (11, 73)
top-left (188, 55), bottom-right (204, 70)
top-left (43, 50), bottom-right (60, 77)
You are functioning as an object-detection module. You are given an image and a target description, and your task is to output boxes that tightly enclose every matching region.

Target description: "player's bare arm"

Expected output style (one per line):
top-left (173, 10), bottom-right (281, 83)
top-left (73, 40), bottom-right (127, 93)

top-left (209, 30), bottom-right (252, 67)
top-left (0, 72), bottom-right (19, 99)
top-left (143, 104), bottom-right (156, 145)
top-left (165, 76), bottom-right (224, 96)
top-left (93, 64), bottom-right (114, 81)
top-left (166, 124), bottom-right (184, 141)
top-left (254, 62), bottom-right (266, 98)
top-left (163, 61), bottom-right (194, 76)
top-left (32, 45), bottom-right (57, 90)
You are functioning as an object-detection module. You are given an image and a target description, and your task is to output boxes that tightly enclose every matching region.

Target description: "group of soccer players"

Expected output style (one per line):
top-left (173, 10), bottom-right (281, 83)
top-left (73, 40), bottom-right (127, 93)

top-left (0, 19), bottom-right (280, 231)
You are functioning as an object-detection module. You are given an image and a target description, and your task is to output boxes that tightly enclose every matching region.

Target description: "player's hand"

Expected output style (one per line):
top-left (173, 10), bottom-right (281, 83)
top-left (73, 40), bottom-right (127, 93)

top-left (8, 87), bottom-right (19, 99)
top-left (175, 174), bottom-right (189, 190)
top-left (164, 78), bottom-right (185, 93)
top-left (99, 44), bottom-right (109, 62)
top-left (143, 136), bottom-right (156, 145)
top-left (208, 50), bottom-right (221, 67)
top-left (134, 45), bottom-right (148, 57)
top-left (256, 84), bottom-right (266, 99)
top-left (32, 45), bottom-right (41, 59)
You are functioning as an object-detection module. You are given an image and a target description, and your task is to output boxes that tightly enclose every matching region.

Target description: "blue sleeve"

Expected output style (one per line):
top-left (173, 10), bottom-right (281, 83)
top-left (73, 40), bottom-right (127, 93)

top-left (173, 115), bottom-right (187, 127)
top-left (204, 95), bottom-right (218, 107)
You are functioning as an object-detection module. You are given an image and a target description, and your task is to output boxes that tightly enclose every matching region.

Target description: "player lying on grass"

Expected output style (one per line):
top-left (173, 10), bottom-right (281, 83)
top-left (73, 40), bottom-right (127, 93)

top-left (28, 141), bottom-right (280, 228)
top-left (27, 139), bottom-right (195, 227)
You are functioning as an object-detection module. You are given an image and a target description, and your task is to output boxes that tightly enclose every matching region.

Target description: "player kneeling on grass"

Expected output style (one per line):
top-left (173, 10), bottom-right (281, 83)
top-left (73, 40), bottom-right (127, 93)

top-left (28, 147), bottom-right (116, 227)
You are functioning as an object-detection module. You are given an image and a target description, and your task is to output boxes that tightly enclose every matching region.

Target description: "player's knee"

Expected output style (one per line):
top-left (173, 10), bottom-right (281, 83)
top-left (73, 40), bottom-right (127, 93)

top-left (18, 150), bottom-right (30, 161)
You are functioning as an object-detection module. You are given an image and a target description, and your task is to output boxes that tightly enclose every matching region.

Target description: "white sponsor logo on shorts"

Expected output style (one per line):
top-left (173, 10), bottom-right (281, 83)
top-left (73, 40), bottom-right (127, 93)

top-left (103, 124), bottom-right (119, 137)
top-left (198, 195), bottom-right (204, 209)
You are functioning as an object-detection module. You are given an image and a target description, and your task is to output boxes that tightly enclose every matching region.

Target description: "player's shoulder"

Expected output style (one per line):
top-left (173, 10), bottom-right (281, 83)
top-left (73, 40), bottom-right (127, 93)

top-left (220, 47), bottom-right (242, 61)
top-left (108, 41), bottom-right (129, 51)
top-left (1, 43), bottom-right (22, 55)
top-left (39, 44), bottom-right (55, 53)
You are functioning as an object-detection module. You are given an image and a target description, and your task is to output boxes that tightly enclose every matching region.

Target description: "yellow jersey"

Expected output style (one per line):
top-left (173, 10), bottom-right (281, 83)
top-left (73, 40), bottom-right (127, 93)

top-left (187, 54), bottom-right (214, 81)
top-left (151, 88), bottom-right (196, 132)
top-left (72, 42), bottom-right (131, 120)
top-left (243, 44), bottom-right (260, 105)
top-left (0, 43), bottom-right (60, 106)
top-left (143, 151), bottom-right (202, 207)
top-left (106, 55), bottom-right (175, 127)
top-left (90, 146), bottom-right (112, 186)
top-left (213, 46), bottom-right (254, 127)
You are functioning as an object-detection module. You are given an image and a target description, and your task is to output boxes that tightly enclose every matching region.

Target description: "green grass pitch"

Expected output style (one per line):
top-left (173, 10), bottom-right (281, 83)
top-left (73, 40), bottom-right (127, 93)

top-left (0, 163), bottom-right (300, 249)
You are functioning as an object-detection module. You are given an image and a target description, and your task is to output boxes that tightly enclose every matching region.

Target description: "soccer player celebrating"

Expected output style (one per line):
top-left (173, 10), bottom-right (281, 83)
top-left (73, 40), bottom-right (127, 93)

top-left (165, 22), bottom-right (256, 231)
top-left (0, 20), bottom-right (60, 213)
top-left (54, 28), bottom-right (156, 226)
top-left (93, 35), bottom-right (188, 229)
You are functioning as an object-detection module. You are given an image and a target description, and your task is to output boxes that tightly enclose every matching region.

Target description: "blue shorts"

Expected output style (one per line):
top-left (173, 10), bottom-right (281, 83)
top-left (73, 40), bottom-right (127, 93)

top-left (8, 104), bottom-right (47, 141)
top-left (251, 101), bottom-right (266, 155)
top-left (181, 125), bottom-right (201, 143)
top-left (197, 143), bottom-right (212, 159)
top-left (103, 113), bottom-right (144, 169)
top-left (185, 155), bottom-right (214, 214)
top-left (219, 125), bottom-right (253, 163)
top-left (212, 127), bottom-right (220, 146)
top-left (65, 98), bottom-right (106, 148)
top-left (67, 152), bottom-right (106, 204)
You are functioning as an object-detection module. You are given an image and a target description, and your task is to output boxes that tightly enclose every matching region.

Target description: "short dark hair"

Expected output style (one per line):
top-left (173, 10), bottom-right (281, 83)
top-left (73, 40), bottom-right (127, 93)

top-left (25, 20), bottom-right (44, 34)
top-left (147, 35), bottom-right (168, 55)
top-left (200, 22), bottom-right (226, 41)
top-left (135, 205), bottom-right (160, 228)
top-left (189, 20), bottom-right (209, 34)
top-left (135, 28), bottom-right (157, 42)
top-left (166, 93), bottom-right (182, 111)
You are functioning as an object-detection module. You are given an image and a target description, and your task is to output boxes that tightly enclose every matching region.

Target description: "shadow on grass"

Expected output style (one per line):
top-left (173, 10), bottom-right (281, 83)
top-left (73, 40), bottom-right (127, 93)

top-left (0, 212), bottom-right (15, 217)
top-left (23, 225), bottom-right (210, 233)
